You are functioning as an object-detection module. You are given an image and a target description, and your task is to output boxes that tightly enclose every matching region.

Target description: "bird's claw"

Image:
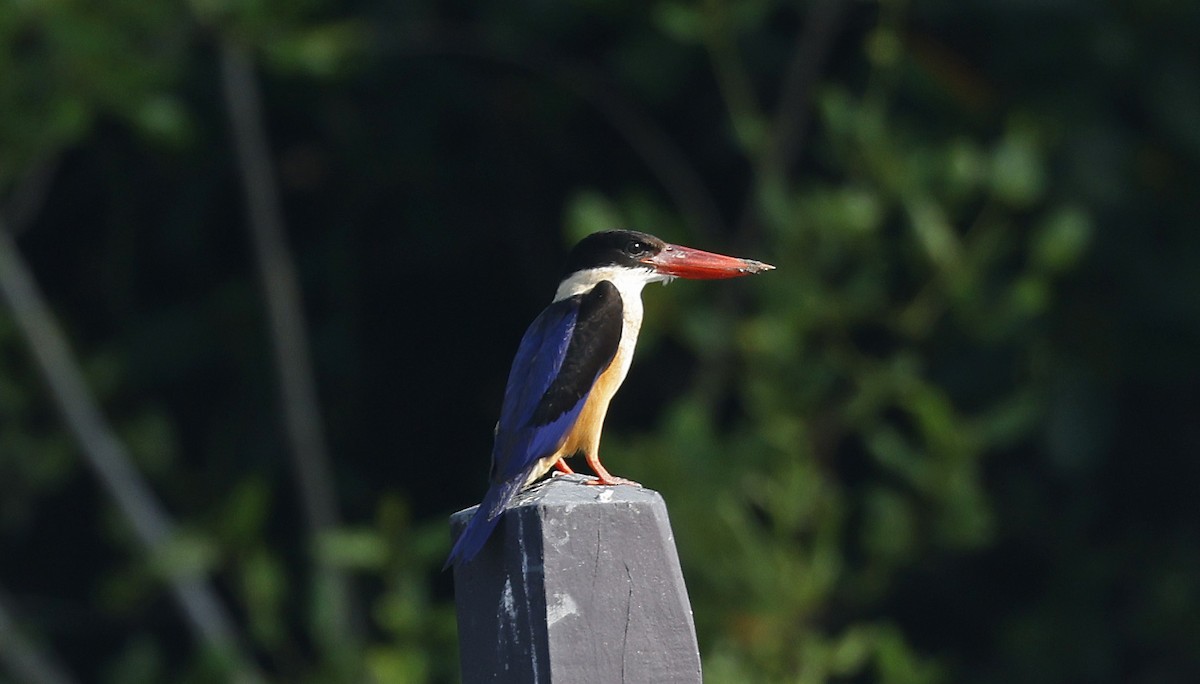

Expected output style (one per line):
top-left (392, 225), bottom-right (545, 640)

top-left (584, 475), bottom-right (641, 487)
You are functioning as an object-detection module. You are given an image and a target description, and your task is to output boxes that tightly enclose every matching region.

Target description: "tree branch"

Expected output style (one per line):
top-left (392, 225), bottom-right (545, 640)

top-left (0, 220), bottom-right (261, 682)
top-left (736, 0), bottom-right (847, 240)
top-left (558, 62), bottom-right (728, 240)
top-left (397, 32), bottom-right (728, 240)
top-left (217, 41), bottom-right (359, 647)
top-left (0, 590), bottom-right (77, 684)
top-left (766, 0), bottom-right (846, 182)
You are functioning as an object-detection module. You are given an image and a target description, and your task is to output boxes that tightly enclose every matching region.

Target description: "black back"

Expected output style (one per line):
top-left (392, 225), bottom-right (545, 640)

top-left (529, 280), bottom-right (623, 425)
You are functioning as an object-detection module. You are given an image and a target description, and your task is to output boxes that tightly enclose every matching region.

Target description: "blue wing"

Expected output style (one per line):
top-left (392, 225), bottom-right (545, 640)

top-left (446, 283), bottom-right (623, 567)
top-left (489, 297), bottom-right (585, 483)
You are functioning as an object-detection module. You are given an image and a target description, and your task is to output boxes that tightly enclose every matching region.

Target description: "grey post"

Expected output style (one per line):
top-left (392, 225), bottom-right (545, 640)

top-left (450, 474), bottom-right (702, 683)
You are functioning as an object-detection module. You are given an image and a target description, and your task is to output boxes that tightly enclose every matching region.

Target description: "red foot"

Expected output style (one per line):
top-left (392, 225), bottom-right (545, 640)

top-left (583, 453), bottom-right (640, 487)
top-left (553, 459), bottom-right (575, 475)
top-left (583, 475), bottom-right (641, 487)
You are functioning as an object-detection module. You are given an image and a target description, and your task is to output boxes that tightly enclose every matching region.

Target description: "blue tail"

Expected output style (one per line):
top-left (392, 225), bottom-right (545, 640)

top-left (444, 476), bottom-right (525, 569)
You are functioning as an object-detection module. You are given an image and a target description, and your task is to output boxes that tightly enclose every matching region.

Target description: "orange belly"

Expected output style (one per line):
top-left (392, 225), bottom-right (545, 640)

top-left (522, 345), bottom-right (630, 486)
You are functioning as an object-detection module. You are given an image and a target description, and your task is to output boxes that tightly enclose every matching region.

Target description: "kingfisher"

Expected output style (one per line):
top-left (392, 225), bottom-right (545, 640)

top-left (446, 230), bottom-right (773, 567)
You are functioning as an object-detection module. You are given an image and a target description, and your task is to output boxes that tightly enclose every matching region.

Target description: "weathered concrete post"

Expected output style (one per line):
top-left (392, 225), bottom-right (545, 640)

top-left (450, 474), bottom-right (702, 683)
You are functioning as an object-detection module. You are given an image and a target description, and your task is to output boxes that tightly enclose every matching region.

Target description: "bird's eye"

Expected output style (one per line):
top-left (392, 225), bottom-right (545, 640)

top-left (626, 240), bottom-right (651, 256)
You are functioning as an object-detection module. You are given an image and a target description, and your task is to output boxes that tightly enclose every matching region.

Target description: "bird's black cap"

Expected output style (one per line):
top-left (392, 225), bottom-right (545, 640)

top-left (562, 230), bottom-right (666, 276)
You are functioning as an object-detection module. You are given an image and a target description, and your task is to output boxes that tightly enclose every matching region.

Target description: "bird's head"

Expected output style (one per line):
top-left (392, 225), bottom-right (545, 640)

top-left (562, 230), bottom-right (775, 286)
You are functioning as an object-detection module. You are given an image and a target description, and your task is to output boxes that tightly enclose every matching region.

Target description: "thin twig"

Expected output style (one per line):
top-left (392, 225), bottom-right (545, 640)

top-left (217, 41), bottom-right (359, 646)
top-left (702, 0), bottom-right (767, 149)
top-left (0, 220), bottom-right (262, 682)
top-left (396, 32), bottom-right (728, 240)
top-left (0, 590), bottom-right (77, 684)
top-left (762, 0), bottom-right (846, 184)
top-left (563, 64), bottom-right (728, 240)
top-left (736, 0), bottom-right (847, 241)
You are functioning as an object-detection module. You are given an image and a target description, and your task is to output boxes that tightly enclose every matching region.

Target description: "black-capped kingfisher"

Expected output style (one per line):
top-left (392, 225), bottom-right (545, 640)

top-left (446, 230), bottom-right (774, 567)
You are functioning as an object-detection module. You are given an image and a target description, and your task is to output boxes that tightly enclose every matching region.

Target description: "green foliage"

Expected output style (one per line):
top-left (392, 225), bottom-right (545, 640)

top-left (566, 2), bottom-right (1091, 681)
top-left (0, 318), bottom-right (75, 527)
top-left (0, 0), bottom-right (193, 185)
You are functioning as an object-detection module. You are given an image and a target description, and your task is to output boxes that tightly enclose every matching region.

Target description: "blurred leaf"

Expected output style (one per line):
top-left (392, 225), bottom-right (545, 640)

top-left (316, 527), bottom-right (388, 570)
top-left (874, 625), bottom-right (945, 684)
top-left (240, 549), bottom-right (287, 648)
top-left (866, 27), bottom-right (903, 68)
top-left (149, 532), bottom-right (221, 580)
top-left (1007, 274), bottom-right (1050, 317)
top-left (906, 198), bottom-right (963, 275)
top-left (1032, 205), bottom-right (1092, 273)
top-left (564, 189), bottom-right (624, 244)
top-left (991, 127), bottom-right (1046, 207)
top-left (133, 94), bottom-right (193, 147)
top-left (262, 21), bottom-right (366, 78)
top-left (974, 391), bottom-right (1043, 448)
top-left (943, 137), bottom-right (988, 199)
top-left (219, 477), bottom-right (273, 546)
top-left (104, 634), bottom-right (165, 684)
top-left (373, 580), bottom-right (425, 635)
top-left (861, 487), bottom-right (917, 566)
top-left (653, 3), bottom-right (705, 44)
top-left (120, 410), bottom-right (178, 476)
top-left (828, 625), bottom-right (874, 676)
top-left (366, 647), bottom-right (429, 684)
